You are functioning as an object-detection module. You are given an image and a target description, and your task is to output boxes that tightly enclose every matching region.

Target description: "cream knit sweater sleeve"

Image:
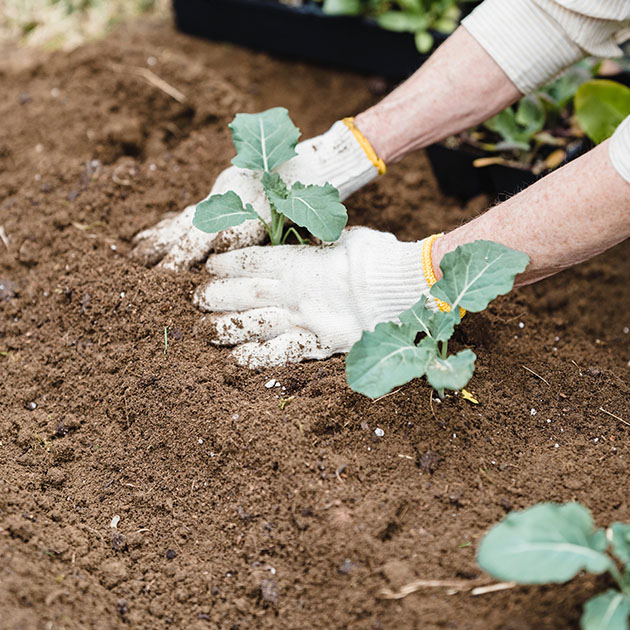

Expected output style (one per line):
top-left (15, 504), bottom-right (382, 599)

top-left (462, 0), bottom-right (630, 183)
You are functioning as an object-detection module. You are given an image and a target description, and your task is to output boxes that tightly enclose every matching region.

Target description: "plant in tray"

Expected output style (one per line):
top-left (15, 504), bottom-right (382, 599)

top-left (193, 107), bottom-right (347, 245)
top-left (319, 0), bottom-right (461, 53)
top-left (478, 502), bottom-right (630, 630)
top-left (345, 240), bottom-right (529, 399)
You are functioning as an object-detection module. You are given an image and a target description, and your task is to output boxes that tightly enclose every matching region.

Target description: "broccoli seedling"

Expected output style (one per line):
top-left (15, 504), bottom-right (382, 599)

top-left (478, 502), bottom-right (630, 630)
top-left (193, 107), bottom-right (348, 245)
top-left (345, 240), bottom-right (529, 399)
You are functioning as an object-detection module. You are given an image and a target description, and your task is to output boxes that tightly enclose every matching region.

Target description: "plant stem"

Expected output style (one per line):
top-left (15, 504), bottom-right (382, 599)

top-left (256, 213), bottom-right (274, 243)
top-left (281, 227), bottom-right (307, 245)
top-left (608, 563), bottom-right (630, 595)
top-left (270, 206), bottom-right (285, 246)
top-left (440, 340), bottom-right (448, 359)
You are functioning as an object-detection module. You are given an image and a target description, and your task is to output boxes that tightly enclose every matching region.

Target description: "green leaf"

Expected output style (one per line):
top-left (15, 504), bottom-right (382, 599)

top-left (483, 105), bottom-right (535, 151)
top-left (542, 62), bottom-right (594, 109)
top-left (609, 523), bottom-right (630, 569)
top-left (581, 590), bottom-right (630, 630)
top-left (267, 182), bottom-right (347, 242)
top-left (399, 295), bottom-right (434, 337)
top-left (432, 17), bottom-right (457, 34)
top-left (229, 107), bottom-right (300, 172)
top-left (193, 191), bottom-right (258, 234)
top-left (262, 171), bottom-right (288, 200)
top-left (414, 30), bottom-right (433, 53)
top-left (346, 321), bottom-right (434, 398)
top-left (321, 0), bottom-right (361, 14)
top-left (431, 240), bottom-right (529, 312)
top-left (399, 296), bottom-right (460, 342)
top-left (429, 308), bottom-right (460, 342)
top-left (425, 348), bottom-right (475, 392)
top-left (515, 95), bottom-right (545, 136)
top-left (575, 80), bottom-right (630, 144)
top-left (477, 502), bottom-right (613, 584)
top-left (484, 108), bottom-right (520, 142)
top-left (377, 11), bottom-right (428, 32)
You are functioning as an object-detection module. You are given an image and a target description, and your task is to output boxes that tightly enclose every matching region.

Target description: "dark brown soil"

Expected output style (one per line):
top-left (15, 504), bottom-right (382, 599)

top-left (1, 20), bottom-right (629, 630)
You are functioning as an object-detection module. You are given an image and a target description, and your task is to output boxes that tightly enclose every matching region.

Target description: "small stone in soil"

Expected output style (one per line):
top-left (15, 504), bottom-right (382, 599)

top-left (0, 279), bottom-right (17, 301)
top-left (25, 401), bottom-right (37, 410)
top-left (165, 549), bottom-right (177, 559)
top-left (374, 428), bottom-right (384, 437)
top-left (111, 532), bottom-right (128, 552)
top-left (265, 378), bottom-right (276, 388)
top-left (259, 578), bottom-right (278, 604)
top-left (338, 558), bottom-right (358, 574)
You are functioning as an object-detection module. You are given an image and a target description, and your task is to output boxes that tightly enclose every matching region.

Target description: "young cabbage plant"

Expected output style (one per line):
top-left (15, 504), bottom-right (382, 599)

top-left (193, 107), bottom-right (347, 245)
top-left (346, 240), bottom-right (529, 399)
top-left (478, 502), bottom-right (630, 630)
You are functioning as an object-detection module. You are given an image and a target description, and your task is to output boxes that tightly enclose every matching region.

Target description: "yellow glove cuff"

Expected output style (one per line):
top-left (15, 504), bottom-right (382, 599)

top-left (422, 233), bottom-right (466, 318)
top-left (342, 117), bottom-right (386, 175)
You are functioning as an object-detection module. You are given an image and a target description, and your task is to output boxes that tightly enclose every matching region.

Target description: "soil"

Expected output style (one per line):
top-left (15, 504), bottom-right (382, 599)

top-left (1, 19), bottom-right (629, 630)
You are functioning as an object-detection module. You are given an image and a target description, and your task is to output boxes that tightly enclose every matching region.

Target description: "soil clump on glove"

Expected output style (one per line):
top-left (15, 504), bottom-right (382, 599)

top-left (1, 20), bottom-right (629, 630)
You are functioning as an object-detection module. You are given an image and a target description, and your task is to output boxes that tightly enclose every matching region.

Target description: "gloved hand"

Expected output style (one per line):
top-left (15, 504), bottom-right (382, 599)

top-left (194, 227), bottom-right (446, 369)
top-left (130, 120), bottom-right (382, 271)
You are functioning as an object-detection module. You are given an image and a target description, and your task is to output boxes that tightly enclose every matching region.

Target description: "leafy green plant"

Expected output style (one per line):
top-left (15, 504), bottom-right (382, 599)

top-left (460, 60), bottom-right (599, 170)
top-left (575, 79), bottom-right (630, 144)
top-left (345, 240), bottom-right (529, 399)
top-left (478, 502), bottom-right (630, 630)
top-left (193, 107), bottom-right (347, 245)
top-left (319, 0), bottom-right (461, 53)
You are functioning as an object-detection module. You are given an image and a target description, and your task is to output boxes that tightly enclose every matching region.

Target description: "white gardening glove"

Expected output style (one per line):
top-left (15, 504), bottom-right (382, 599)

top-left (194, 227), bottom-right (443, 369)
top-left (130, 121), bottom-right (380, 271)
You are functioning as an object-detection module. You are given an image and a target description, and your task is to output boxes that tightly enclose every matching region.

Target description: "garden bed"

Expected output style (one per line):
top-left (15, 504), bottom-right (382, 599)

top-left (1, 20), bottom-right (629, 630)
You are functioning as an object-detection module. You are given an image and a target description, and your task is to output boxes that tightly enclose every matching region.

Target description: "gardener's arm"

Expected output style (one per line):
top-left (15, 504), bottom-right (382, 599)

top-left (431, 122), bottom-right (630, 287)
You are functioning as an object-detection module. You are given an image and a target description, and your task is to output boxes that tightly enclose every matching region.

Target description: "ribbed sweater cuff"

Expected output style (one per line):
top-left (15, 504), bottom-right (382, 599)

top-left (609, 115), bottom-right (630, 184)
top-left (462, 0), bottom-right (583, 94)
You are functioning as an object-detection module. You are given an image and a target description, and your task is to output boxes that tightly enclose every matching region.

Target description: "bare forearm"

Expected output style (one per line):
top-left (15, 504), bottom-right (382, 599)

top-left (354, 27), bottom-right (521, 164)
top-left (432, 141), bottom-right (630, 287)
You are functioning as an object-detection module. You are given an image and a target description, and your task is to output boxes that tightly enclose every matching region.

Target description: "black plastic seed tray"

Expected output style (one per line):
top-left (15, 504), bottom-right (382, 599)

top-left (173, 0), bottom-right (446, 79)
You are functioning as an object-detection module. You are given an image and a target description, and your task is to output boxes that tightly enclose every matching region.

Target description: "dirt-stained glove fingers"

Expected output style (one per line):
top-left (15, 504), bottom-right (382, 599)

top-left (231, 331), bottom-right (332, 369)
top-left (158, 218), bottom-right (269, 272)
top-left (129, 206), bottom-right (195, 266)
top-left (205, 242), bottom-right (310, 279)
top-left (208, 308), bottom-right (293, 345)
top-left (193, 278), bottom-right (284, 312)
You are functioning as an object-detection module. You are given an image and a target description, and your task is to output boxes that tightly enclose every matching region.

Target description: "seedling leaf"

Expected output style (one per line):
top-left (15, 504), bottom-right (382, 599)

top-left (415, 30), bottom-right (433, 53)
top-left (431, 240), bottom-right (529, 312)
top-left (429, 308), bottom-right (461, 342)
top-left (425, 348), bottom-right (476, 392)
top-left (267, 182), bottom-right (347, 242)
top-left (262, 171), bottom-right (289, 200)
top-left (575, 80), bottom-right (630, 145)
top-left (346, 321), bottom-right (434, 398)
top-left (194, 191), bottom-right (258, 233)
top-left (399, 295), bottom-right (434, 337)
top-left (229, 107), bottom-right (300, 172)
top-left (581, 590), bottom-right (630, 630)
top-left (321, 0), bottom-right (361, 15)
top-left (376, 11), bottom-right (429, 32)
top-left (610, 523), bottom-right (630, 569)
top-left (477, 502), bottom-right (613, 584)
